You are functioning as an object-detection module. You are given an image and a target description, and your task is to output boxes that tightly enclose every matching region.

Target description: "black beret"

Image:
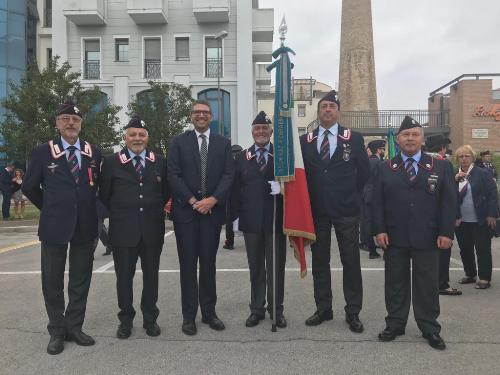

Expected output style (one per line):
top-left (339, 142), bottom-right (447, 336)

top-left (318, 90), bottom-right (340, 109)
top-left (425, 134), bottom-right (451, 151)
top-left (124, 115), bottom-right (146, 130)
top-left (231, 144), bottom-right (243, 153)
top-left (398, 116), bottom-right (421, 133)
top-left (56, 100), bottom-right (82, 118)
top-left (252, 111), bottom-right (272, 126)
top-left (367, 140), bottom-right (386, 152)
top-left (480, 150), bottom-right (491, 157)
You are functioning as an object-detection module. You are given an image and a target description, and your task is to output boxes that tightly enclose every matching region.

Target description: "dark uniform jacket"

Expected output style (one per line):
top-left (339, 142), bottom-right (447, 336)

top-left (456, 166), bottom-right (498, 225)
top-left (22, 138), bottom-right (101, 245)
top-left (0, 168), bottom-right (13, 192)
top-left (99, 148), bottom-right (170, 248)
top-left (167, 130), bottom-right (234, 225)
top-left (363, 154), bottom-right (383, 204)
top-left (372, 152), bottom-right (457, 250)
top-left (231, 144), bottom-right (283, 233)
top-left (300, 125), bottom-right (370, 219)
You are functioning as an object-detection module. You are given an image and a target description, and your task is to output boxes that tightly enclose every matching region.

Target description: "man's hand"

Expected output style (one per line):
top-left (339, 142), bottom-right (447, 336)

top-left (193, 196), bottom-right (218, 215)
top-left (486, 216), bottom-right (497, 230)
top-left (375, 233), bottom-right (389, 249)
top-left (437, 236), bottom-right (452, 249)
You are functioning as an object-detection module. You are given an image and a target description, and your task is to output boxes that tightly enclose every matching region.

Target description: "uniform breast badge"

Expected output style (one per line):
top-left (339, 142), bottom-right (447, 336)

top-left (342, 144), bottom-right (351, 161)
top-left (47, 163), bottom-right (59, 174)
top-left (427, 174), bottom-right (439, 193)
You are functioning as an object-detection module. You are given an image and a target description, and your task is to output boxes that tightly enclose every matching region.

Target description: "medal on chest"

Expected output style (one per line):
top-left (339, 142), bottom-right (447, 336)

top-left (342, 143), bottom-right (351, 162)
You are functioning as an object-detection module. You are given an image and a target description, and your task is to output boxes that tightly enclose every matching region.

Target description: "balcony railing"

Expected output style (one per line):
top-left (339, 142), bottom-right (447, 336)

top-left (205, 58), bottom-right (222, 78)
top-left (83, 60), bottom-right (100, 79)
top-left (307, 110), bottom-right (450, 133)
top-left (144, 59), bottom-right (161, 79)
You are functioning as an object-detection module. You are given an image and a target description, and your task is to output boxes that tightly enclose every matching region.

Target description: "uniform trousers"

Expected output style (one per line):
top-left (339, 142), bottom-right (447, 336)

top-left (243, 230), bottom-right (286, 317)
top-left (311, 215), bottom-right (363, 315)
top-left (360, 202), bottom-right (377, 253)
top-left (455, 222), bottom-right (493, 281)
top-left (174, 214), bottom-right (222, 320)
top-left (113, 238), bottom-right (162, 325)
top-left (438, 248), bottom-right (452, 290)
top-left (384, 246), bottom-right (441, 335)
top-left (1, 187), bottom-right (11, 219)
top-left (41, 240), bottom-right (95, 336)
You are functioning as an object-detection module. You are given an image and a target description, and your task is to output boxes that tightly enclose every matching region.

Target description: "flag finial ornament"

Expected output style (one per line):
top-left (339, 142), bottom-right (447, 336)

top-left (279, 16), bottom-right (287, 46)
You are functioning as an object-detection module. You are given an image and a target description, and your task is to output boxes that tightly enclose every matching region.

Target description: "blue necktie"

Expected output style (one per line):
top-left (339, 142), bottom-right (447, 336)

top-left (405, 157), bottom-right (416, 181)
top-left (67, 146), bottom-right (80, 183)
top-left (134, 155), bottom-right (144, 180)
top-left (320, 131), bottom-right (330, 161)
top-left (257, 148), bottom-right (267, 172)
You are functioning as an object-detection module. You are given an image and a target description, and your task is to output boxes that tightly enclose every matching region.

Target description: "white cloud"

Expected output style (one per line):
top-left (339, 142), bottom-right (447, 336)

top-left (260, 0), bottom-right (500, 109)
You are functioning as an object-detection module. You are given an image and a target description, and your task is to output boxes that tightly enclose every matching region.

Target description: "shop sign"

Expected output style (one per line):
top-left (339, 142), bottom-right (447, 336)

top-left (474, 105), bottom-right (500, 121)
top-left (472, 129), bottom-right (489, 139)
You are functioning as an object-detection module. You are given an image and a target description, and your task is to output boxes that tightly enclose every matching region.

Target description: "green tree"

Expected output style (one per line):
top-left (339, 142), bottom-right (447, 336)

top-left (128, 81), bottom-right (193, 155)
top-left (0, 57), bottom-right (121, 165)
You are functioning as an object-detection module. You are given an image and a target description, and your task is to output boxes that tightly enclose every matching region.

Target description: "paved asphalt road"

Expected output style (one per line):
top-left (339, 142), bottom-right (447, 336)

top-left (1, 226), bottom-right (500, 374)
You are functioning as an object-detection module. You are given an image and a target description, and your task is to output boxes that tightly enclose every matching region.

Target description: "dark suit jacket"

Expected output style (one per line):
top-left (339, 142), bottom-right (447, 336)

top-left (231, 144), bottom-right (283, 233)
top-left (300, 125), bottom-right (370, 219)
top-left (22, 138), bottom-right (101, 245)
top-left (0, 168), bottom-right (13, 192)
top-left (363, 154), bottom-right (383, 204)
top-left (99, 148), bottom-right (170, 248)
top-left (167, 130), bottom-right (233, 225)
top-left (372, 152), bottom-right (457, 250)
top-left (457, 165), bottom-right (498, 225)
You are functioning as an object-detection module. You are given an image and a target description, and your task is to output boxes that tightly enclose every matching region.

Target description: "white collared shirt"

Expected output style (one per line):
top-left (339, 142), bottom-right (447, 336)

top-left (127, 149), bottom-right (146, 167)
top-left (195, 128), bottom-right (210, 151)
top-left (61, 137), bottom-right (81, 168)
top-left (316, 123), bottom-right (338, 157)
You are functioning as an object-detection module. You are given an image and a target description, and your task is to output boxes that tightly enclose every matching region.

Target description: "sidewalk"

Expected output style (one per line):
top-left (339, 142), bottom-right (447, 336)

top-left (0, 218), bottom-right (39, 233)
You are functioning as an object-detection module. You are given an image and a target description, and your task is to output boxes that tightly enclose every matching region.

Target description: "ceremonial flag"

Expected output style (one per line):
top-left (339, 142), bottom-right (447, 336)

top-left (387, 128), bottom-right (398, 158)
top-left (267, 18), bottom-right (316, 277)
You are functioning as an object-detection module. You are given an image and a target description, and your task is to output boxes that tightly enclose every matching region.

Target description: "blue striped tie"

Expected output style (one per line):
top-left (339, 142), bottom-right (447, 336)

top-left (134, 155), bottom-right (144, 180)
top-left (320, 130), bottom-right (330, 161)
top-left (67, 146), bottom-right (80, 183)
top-left (405, 157), bottom-right (416, 181)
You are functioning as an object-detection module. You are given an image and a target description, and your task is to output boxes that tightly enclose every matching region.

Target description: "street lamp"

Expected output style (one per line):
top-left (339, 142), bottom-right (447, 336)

top-left (215, 30), bottom-right (228, 136)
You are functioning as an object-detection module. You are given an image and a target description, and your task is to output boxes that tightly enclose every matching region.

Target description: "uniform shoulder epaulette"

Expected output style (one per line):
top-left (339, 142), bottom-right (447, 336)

top-left (306, 131), bottom-right (317, 143)
top-left (245, 148), bottom-right (256, 160)
top-left (388, 158), bottom-right (403, 170)
top-left (145, 151), bottom-right (156, 162)
top-left (418, 154), bottom-right (434, 171)
top-left (49, 140), bottom-right (93, 159)
top-left (338, 128), bottom-right (352, 141)
top-left (117, 151), bottom-right (131, 164)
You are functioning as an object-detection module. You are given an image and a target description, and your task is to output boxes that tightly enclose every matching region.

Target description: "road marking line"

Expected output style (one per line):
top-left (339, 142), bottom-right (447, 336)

top-left (0, 240), bottom-right (40, 254)
top-left (2, 267), bottom-right (500, 275)
top-left (94, 261), bottom-right (115, 273)
top-left (450, 257), bottom-right (463, 266)
top-left (164, 230), bottom-right (174, 238)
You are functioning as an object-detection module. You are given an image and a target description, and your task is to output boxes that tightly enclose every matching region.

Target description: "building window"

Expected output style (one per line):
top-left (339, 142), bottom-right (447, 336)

top-left (205, 37), bottom-right (222, 78)
top-left (47, 48), bottom-right (52, 66)
top-left (44, 0), bottom-right (52, 28)
top-left (115, 39), bottom-right (129, 62)
top-left (298, 104), bottom-right (306, 117)
top-left (175, 37), bottom-right (189, 61)
top-left (83, 39), bottom-right (100, 80)
top-left (298, 127), bottom-right (307, 136)
top-left (144, 38), bottom-right (161, 79)
top-left (197, 88), bottom-right (230, 138)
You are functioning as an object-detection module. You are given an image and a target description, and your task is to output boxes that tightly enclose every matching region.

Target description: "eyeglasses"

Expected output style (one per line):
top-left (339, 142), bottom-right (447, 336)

top-left (458, 155), bottom-right (472, 158)
top-left (58, 115), bottom-right (82, 124)
top-left (191, 110), bottom-right (211, 115)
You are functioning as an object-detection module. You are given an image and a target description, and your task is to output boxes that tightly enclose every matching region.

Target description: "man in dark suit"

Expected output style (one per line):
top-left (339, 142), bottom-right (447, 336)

top-left (99, 115), bottom-right (170, 339)
top-left (168, 100), bottom-right (233, 335)
top-left (232, 111), bottom-right (287, 328)
top-left (222, 144), bottom-right (243, 250)
top-left (361, 140), bottom-right (386, 259)
top-left (299, 90), bottom-right (370, 333)
top-left (372, 116), bottom-right (457, 350)
top-left (0, 163), bottom-right (14, 220)
top-left (22, 101), bottom-right (101, 355)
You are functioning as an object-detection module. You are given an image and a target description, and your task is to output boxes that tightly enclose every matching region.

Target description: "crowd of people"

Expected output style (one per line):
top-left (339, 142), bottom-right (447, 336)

top-left (6, 91), bottom-right (498, 356)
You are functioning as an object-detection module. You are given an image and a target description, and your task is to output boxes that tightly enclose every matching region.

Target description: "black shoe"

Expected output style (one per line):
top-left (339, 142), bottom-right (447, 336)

top-left (143, 322), bottom-right (161, 337)
top-left (276, 315), bottom-right (287, 328)
top-left (378, 327), bottom-right (405, 342)
top-left (439, 287), bottom-right (462, 296)
top-left (182, 320), bottom-right (197, 336)
top-left (47, 335), bottom-right (64, 355)
top-left (458, 276), bottom-right (476, 284)
top-left (223, 243), bottom-right (234, 250)
top-left (202, 315), bottom-right (226, 331)
top-left (305, 310), bottom-right (333, 326)
top-left (245, 313), bottom-right (264, 327)
top-left (346, 314), bottom-right (364, 333)
top-left (116, 323), bottom-right (132, 339)
top-left (369, 252), bottom-right (381, 259)
top-left (423, 332), bottom-right (446, 350)
top-left (65, 330), bottom-right (95, 346)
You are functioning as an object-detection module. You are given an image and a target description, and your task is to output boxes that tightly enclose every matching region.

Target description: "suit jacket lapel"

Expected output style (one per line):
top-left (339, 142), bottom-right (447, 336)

top-left (390, 154), bottom-right (411, 186)
top-left (207, 132), bottom-right (217, 173)
top-left (190, 131), bottom-right (201, 175)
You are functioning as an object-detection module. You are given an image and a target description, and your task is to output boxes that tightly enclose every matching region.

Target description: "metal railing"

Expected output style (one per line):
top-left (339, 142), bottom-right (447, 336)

top-left (144, 59), bottom-right (161, 79)
top-left (205, 58), bottom-right (222, 78)
top-left (83, 60), bottom-right (100, 80)
top-left (306, 110), bottom-right (450, 132)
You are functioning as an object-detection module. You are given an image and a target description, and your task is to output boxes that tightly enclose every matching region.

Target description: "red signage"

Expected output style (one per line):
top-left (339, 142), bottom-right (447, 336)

top-left (474, 105), bottom-right (500, 121)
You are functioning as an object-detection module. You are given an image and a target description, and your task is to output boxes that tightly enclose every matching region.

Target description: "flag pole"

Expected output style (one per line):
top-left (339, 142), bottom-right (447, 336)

top-left (271, 194), bottom-right (277, 332)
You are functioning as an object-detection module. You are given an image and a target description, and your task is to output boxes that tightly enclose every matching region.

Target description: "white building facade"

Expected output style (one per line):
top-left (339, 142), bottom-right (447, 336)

top-left (51, 0), bottom-right (273, 147)
top-left (36, 0), bottom-right (53, 71)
